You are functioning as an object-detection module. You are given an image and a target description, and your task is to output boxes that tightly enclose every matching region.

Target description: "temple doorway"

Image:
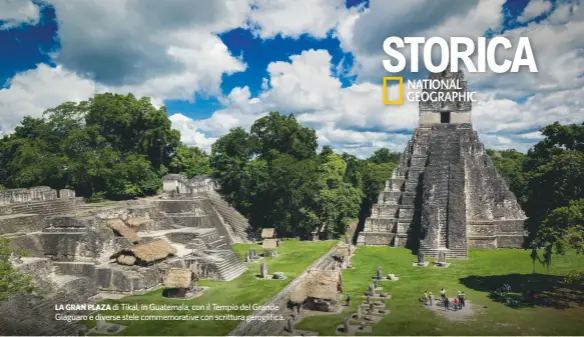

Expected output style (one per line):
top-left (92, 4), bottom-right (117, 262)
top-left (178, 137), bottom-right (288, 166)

top-left (440, 112), bottom-right (451, 123)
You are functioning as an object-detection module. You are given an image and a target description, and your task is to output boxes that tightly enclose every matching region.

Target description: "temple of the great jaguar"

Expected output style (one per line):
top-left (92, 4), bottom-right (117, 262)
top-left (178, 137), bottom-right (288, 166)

top-left (357, 69), bottom-right (527, 258)
top-left (0, 177), bottom-right (255, 335)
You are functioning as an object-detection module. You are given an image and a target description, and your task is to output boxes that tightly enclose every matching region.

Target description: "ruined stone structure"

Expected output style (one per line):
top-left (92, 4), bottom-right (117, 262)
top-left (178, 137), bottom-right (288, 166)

top-left (357, 70), bottom-right (526, 258)
top-left (162, 174), bottom-right (256, 243)
top-left (1, 178), bottom-right (254, 334)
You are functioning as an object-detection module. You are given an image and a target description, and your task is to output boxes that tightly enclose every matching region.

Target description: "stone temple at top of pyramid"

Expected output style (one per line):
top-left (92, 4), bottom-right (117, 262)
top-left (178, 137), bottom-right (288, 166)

top-left (356, 69), bottom-right (527, 259)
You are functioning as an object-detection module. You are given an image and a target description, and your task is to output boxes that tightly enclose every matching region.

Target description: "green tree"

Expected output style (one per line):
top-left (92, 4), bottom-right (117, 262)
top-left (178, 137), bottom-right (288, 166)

top-left (539, 199), bottom-right (584, 256)
top-left (526, 149), bottom-right (584, 241)
top-left (487, 149), bottom-right (527, 203)
top-left (369, 148), bottom-right (400, 165)
top-left (1, 93), bottom-right (181, 201)
top-left (0, 239), bottom-right (33, 301)
top-left (84, 93), bottom-right (180, 169)
top-left (169, 144), bottom-right (212, 178)
top-left (211, 127), bottom-right (255, 205)
top-left (250, 112), bottom-right (317, 160)
top-left (105, 154), bottom-right (161, 199)
top-left (315, 152), bottom-right (362, 235)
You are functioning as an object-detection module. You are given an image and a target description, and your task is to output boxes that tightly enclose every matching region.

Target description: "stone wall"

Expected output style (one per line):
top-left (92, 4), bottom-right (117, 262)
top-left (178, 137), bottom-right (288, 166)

top-left (419, 111), bottom-right (471, 124)
top-left (467, 219), bottom-right (525, 249)
top-left (462, 131), bottom-right (526, 221)
top-left (94, 266), bottom-right (161, 293)
top-left (0, 186), bottom-right (60, 205)
top-left (418, 125), bottom-right (468, 257)
top-left (162, 174), bottom-right (216, 195)
top-left (418, 69), bottom-right (472, 112)
top-left (0, 257), bottom-right (98, 335)
top-left (359, 232), bottom-right (395, 245)
top-left (0, 214), bottom-right (45, 235)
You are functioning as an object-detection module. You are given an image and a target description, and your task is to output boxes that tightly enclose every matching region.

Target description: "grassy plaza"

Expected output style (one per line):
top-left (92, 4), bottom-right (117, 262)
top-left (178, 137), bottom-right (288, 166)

top-left (295, 246), bottom-right (584, 336)
top-left (89, 240), bottom-right (336, 336)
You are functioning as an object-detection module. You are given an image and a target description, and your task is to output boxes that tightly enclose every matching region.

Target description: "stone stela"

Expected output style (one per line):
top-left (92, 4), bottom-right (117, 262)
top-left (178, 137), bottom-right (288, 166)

top-left (357, 69), bottom-right (527, 259)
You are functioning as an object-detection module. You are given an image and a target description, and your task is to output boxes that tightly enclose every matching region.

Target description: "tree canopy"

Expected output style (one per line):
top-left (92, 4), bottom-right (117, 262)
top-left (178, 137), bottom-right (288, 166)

top-left (0, 93), bottom-right (210, 200)
top-left (488, 122), bottom-right (584, 262)
top-left (209, 112), bottom-right (387, 238)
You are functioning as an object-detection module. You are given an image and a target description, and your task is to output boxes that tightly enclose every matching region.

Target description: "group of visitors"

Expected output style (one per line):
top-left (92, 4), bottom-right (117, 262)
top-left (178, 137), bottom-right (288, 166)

top-left (422, 289), bottom-right (466, 311)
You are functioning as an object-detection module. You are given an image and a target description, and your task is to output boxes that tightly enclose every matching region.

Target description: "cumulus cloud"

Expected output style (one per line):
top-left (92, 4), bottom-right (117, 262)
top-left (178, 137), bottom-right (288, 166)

top-left (1, 0), bottom-right (582, 157)
top-left (46, 0), bottom-right (250, 87)
top-left (248, 0), bottom-right (356, 39)
top-left (337, 0), bottom-right (505, 82)
top-left (468, 1), bottom-right (584, 99)
top-left (518, 0), bottom-right (552, 22)
top-left (0, 64), bottom-right (99, 134)
top-left (0, 0), bottom-right (41, 29)
top-left (171, 48), bottom-right (567, 156)
top-left (0, 0), bottom-right (248, 134)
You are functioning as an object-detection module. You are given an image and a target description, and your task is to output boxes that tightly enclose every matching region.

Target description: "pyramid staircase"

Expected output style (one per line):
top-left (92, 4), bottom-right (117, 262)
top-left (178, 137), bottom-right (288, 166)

top-left (358, 125), bottom-right (469, 258)
top-left (417, 125), bottom-right (468, 258)
top-left (206, 190), bottom-right (254, 243)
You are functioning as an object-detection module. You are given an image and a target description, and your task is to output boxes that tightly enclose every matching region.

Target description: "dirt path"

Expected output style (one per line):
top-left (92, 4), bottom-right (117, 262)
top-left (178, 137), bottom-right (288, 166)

top-left (424, 300), bottom-right (476, 322)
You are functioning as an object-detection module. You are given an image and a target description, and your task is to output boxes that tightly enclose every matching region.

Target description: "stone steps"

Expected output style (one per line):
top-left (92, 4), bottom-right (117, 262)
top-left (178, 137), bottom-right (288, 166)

top-left (6, 199), bottom-right (76, 217)
top-left (419, 245), bottom-right (468, 258)
top-left (186, 238), bottom-right (207, 251)
top-left (206, 191), bottom-right (254, 243)
top-left (210, 250), bottom-right (247, 281)
top-left (207, 237), bottom-right (229, 250)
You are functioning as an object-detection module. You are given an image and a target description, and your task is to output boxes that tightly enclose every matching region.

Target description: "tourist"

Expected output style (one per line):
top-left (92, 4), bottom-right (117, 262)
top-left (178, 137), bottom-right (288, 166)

top-left (453, 297), bottom-right (459, 310)
top-left (440, 288), bottom-right (446, 301)
top-left (444, 298), bottom-right (450, 311)
top-left (460, 292), bottom-right (466, 308)
top-left (457, 291), bottom-right (463, 309)
top-left (423, 291), bottom-right (429, 305)
top-left (429, 292), bottom-right (434, 306)
top-left (345, 294), bottom-right (351, 306)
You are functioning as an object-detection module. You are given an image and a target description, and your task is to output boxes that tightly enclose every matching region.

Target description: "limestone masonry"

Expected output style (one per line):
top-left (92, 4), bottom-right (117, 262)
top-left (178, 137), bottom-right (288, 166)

top-left (1, 178), bottom-right (255, 335)
top-left (357, 69), bottom-right (526, 258)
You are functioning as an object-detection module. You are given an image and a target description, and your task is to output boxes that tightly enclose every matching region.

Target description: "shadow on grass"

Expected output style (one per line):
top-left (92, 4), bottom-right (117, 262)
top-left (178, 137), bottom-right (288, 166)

top-left (460, 273), bottom-right (584, 309)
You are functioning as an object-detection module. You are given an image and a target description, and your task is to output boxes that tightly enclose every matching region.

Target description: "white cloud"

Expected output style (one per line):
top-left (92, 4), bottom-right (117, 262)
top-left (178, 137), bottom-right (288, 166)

top-left (171, 48), bottom-right (573, 156)
top-left (46, 0), bottom-right (250, 87)
top-left (337, 0), bottom-right (505, 82)
top-left (468, 1), bottom-right (584, 99)
top-left (0, 0), bottom-right (41, 29)
top-left (0, 0), bottom-right (249, 134)
top-left (518, 0), bottom-right (552, 22)
top-left (248, 0), bottom-right (353, 39)
top-left (168, 114), bottom-right (217, 151)
top-left (2, 0), bottom-right (582, 158)
top-left (0, 64), bottom-right (98, 134)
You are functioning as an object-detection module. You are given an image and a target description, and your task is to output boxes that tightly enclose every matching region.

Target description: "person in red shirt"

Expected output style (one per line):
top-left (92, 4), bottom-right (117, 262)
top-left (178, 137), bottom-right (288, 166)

top-left (453, 297), bottom-right (459, 310)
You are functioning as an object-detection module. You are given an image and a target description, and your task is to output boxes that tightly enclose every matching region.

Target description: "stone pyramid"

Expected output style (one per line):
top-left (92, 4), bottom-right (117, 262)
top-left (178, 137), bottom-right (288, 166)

top-left (357, 69), bottom-right (526, 258)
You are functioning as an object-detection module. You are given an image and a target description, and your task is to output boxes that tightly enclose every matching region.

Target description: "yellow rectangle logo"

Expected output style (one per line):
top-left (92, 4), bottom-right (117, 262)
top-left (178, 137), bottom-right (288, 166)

top-left (382, 76), bottom-right (403, 105)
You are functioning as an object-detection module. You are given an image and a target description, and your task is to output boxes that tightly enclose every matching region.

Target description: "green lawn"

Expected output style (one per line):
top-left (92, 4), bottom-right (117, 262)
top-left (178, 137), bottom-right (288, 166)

top-left (90, 239), bottom-right (336, 336)
top-left (295, 247), bottom-right (584, 336)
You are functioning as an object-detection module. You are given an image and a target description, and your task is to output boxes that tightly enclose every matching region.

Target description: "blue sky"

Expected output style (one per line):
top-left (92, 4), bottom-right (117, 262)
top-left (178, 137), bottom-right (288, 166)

top-left (1, 0), bottom-right (582, 156)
